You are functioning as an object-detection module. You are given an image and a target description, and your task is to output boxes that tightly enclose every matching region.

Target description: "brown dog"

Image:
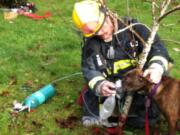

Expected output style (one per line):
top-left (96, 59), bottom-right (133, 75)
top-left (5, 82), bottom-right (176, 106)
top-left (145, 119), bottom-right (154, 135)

top-left (122, 68), bottom-right (180, 135)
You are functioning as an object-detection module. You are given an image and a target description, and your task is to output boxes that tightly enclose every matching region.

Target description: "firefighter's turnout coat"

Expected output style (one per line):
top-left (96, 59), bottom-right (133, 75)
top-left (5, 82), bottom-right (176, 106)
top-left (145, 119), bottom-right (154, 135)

top-left (81, 18), bottom-right (170, 127)
top-left (82, 18), bottom-right (170, 91)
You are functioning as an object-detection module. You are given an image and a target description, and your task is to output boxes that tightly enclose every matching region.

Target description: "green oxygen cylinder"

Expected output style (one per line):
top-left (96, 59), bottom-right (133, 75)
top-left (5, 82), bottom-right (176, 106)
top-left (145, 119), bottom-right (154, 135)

top-left (23, 84), bottom-right (55, 109)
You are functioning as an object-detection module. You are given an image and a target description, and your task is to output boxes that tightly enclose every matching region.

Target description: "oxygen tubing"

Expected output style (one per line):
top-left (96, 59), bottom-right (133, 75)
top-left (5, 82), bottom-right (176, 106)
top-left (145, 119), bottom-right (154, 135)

top-left (51, 72), bottom-right (82, 85)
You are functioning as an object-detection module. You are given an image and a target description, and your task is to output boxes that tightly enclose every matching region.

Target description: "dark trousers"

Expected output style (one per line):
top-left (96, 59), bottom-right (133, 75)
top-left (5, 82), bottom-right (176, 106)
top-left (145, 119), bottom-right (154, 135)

top-left (83, 90), bottom-right (160, 128)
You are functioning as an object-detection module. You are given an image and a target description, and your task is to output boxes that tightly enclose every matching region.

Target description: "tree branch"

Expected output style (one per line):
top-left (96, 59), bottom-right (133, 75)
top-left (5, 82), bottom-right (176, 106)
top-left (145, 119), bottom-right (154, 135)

top-left (162, 39), bottom-right (180, 45)
top-left (158, 4), bottom-right (180, 22)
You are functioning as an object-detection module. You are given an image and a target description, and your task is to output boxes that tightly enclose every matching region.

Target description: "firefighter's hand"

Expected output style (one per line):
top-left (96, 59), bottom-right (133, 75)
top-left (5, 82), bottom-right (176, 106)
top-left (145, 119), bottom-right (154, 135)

top-left (143, 63), bottom-right (164, 84)
top-left (99, 81), bottom-right (116, 97)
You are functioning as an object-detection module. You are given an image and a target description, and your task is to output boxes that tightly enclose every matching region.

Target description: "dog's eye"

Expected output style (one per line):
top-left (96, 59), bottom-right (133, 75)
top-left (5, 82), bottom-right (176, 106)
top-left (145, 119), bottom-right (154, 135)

top-left (138, 76), bottom-right (143, 81)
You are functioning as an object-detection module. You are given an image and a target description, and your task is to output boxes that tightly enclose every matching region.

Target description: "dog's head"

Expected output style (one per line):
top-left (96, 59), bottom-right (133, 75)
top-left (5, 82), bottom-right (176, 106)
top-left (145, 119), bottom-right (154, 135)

top-left (122, 68), bottom-right (149, 91)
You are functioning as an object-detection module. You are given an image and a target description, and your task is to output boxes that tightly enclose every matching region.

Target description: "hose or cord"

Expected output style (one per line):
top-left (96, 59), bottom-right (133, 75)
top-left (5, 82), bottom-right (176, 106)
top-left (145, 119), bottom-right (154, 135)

top-left (51, 72), bottom-right (82, 84)
top-left (81, 90), bottom-right (100, 119)
top-left (51, 72), bottom-right (99, 118)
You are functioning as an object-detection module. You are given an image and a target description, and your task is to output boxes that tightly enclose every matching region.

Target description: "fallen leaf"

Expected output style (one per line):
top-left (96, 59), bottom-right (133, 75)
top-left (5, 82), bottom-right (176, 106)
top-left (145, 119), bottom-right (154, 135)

top-left (9, 75), bottom-right (17, 85)
top-left (0, 91), bottom-right (9, 97)
top-left (11, 112), bottom-right (19, 117)
top-left (32, 120), bottom-right (43, 128)
top-left (64, 102), bottom-right (73, 109)
top-left (173, 48), bottom-right (180, 52)
top-left (26, 80), bottom-right (34, 87)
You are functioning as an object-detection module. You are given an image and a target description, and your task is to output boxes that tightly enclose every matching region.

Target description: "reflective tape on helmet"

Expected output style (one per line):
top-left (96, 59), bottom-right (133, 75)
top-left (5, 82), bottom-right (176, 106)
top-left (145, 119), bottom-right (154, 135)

top-left (149, 56), bottom-right (168, 71)
top-left (88, 76), bottom-right (105, 90)
top-left (114, 59), bottom-right (136, 74)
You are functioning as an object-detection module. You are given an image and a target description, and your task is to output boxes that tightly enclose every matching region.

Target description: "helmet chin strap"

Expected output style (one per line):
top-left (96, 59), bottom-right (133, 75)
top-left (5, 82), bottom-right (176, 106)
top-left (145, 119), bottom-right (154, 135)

top-left (104, 36), bottom-right (112, 42)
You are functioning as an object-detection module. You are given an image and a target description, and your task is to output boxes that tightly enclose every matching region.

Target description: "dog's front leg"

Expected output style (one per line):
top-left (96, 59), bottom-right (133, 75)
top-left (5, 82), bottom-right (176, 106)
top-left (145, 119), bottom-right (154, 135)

top-left (167, 118), bottom-right (177, 135)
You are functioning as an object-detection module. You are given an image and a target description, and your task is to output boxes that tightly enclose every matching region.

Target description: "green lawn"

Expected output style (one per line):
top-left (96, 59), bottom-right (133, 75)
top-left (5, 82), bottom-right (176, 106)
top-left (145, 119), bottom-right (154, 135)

top-left (0, 0), bottom-right (179, 135)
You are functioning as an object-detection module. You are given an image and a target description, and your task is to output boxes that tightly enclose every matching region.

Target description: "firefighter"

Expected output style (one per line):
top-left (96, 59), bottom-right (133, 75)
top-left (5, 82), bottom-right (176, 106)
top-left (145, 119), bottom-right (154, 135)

top-left (72, 0), bottom-right (171, 128)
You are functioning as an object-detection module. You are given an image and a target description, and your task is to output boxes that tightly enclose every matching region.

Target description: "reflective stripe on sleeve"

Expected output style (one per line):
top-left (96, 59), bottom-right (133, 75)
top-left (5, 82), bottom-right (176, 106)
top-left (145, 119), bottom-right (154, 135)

top-left (149, 56), bottom-right (168, 71)
top-left (88, 76), bottom-right (105, 90)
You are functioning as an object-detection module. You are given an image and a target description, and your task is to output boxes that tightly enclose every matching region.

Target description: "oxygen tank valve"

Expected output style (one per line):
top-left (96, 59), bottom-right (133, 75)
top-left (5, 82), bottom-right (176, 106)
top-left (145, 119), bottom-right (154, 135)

top-left (13, 100), bottom-right (28, 113)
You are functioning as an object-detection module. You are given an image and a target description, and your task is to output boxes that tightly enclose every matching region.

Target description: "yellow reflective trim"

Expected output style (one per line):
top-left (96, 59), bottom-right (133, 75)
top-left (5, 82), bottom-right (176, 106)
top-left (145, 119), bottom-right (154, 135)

top-left (88, 76), bottom-right (105, 90)
top-left (106, 68), bottom-right (112, 75)
top-left (150, 56), bottom-right (168, 70)
top-left (102, 72), bottom-right (107, 78)
top-left (114, 59), bottom-right (136, 74)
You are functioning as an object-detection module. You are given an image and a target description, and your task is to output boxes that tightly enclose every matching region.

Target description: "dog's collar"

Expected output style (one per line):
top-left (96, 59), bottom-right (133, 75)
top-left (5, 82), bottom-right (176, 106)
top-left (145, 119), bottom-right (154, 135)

top-left (148, 82), bottom-right (161, 97)
top-left (145, 82), bottom-right (161, 109)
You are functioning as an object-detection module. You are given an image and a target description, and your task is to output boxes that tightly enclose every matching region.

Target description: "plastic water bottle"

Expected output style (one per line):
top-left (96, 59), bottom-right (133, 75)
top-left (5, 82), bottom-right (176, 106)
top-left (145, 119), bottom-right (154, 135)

top-left (100, 94), bottom-right (116, 120)
top-left (23, 84), bottom-right (55, 109)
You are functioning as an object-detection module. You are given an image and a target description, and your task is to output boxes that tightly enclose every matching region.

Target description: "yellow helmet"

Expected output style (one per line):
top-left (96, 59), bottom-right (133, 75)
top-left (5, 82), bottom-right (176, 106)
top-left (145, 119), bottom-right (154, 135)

top-left (72, 0), bottom-right (106, 37)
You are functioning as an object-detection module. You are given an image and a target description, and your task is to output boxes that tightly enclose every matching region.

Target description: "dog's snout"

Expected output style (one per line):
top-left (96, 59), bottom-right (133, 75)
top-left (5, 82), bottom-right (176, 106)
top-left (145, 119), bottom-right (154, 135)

top-left (122, 77), bottom-right (129, 84)
top-left (122, 76), bottom-right (131, 83)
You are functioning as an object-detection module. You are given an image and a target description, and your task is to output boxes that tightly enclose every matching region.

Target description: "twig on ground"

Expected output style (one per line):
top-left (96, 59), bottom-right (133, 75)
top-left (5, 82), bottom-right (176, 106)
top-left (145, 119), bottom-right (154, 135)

top-left (162, 39), bottom-right (180, 45)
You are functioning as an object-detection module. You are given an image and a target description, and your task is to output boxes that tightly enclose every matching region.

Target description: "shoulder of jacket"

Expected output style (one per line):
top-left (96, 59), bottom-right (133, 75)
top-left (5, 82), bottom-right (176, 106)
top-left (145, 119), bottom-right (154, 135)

top-left (83, 37), bottom-right (102, 50)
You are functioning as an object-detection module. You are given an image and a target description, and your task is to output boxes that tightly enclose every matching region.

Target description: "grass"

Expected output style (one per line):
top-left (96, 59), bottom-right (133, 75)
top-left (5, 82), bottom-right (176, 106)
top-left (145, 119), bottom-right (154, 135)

top-left (0, 0), bottom-right (179, 135)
